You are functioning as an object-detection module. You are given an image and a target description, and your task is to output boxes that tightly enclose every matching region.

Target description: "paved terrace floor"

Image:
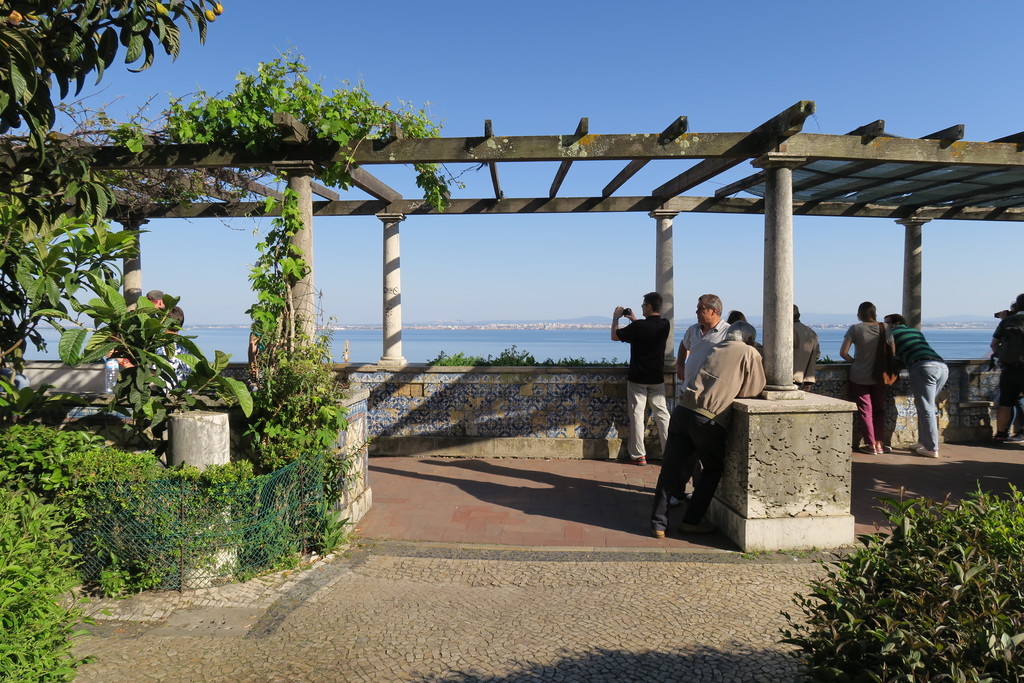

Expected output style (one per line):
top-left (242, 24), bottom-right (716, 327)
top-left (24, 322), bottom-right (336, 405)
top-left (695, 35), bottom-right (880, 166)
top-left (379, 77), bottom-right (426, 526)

top-left (74, 442), bottom-right (1024, 682)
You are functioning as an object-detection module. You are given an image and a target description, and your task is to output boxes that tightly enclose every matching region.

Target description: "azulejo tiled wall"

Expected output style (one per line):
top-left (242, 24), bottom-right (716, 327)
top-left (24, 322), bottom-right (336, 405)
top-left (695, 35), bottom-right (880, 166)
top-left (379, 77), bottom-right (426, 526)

top-left (330, 360), bottom-right (997, 457)
top-left (341, 366), bottom-right (640, 441)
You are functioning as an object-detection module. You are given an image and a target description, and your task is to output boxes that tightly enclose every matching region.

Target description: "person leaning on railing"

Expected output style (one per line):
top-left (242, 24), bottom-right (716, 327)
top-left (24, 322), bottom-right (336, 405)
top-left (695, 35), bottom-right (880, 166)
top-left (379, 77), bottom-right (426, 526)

top-left (883, 313), bottom-right (948, 458)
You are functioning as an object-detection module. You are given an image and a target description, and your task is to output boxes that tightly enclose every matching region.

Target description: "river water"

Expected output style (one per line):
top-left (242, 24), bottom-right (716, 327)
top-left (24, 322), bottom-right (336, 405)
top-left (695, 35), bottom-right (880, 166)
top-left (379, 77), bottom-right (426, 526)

top-left (30, 325), bottom-right (998, 365)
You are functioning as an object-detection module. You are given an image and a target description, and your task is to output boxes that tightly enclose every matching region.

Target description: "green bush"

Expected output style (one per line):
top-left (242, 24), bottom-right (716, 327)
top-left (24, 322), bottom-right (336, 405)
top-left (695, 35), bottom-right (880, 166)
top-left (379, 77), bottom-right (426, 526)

top-left (246, 331), bottom-right (349, 472)
top-left (426, 345), bottom-right (623, 367)
top-left (782, 488), bottom-right (1024, 681)
top-left (0, 489), bottom-right (87, 682)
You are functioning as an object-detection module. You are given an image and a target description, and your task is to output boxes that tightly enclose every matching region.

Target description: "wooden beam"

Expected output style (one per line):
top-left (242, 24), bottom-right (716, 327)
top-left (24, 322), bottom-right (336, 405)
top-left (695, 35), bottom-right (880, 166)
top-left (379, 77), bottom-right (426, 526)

top-left (853, 166), bottom-right (1002, 205)
top-left (847, 120), bottom-right (886, 137)
top-left (123, 195), bottom-right (1024, 222)
top-left (652, 101), bottom-right (816, 198)
top-left (549, 118), bottom-right (588, 198)
top-left (991, 131), bottom-right (1024, 144)
top-left (604, 116), bottom-right (689, 197)
top-left (920, 124), bottom-right (964, 141)
top-left (484, 120), bottom-right (503, 199)
top-left (714, 170), bottom-right (765, 198)
top-left (310, 181), bottom-right (340, 201)
top-left (658, 116), bottom-right (688, 144)
top-left (55, 130), bottom-right (1024, 172)
top-left (272, 113), bottom-right (309, 143)
top-left (603, 160), bottom-right (649, 197)
top-left (349, 166), bottom-right (403, 202)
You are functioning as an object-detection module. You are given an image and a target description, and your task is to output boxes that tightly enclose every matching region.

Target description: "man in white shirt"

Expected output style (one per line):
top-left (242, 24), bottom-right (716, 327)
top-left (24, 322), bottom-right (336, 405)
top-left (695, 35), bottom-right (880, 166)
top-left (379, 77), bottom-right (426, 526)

top-left (670, 294), bottom-right (729, 501)
top-left (676, 294), bottom-right (729, 389)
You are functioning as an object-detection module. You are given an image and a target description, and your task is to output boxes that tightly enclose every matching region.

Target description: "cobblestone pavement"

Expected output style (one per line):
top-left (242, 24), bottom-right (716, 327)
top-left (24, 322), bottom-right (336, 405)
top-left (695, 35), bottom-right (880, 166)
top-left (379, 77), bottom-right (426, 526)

top-left (73, 541), bottom-right (827, 682)
top-left (71, 443), bottom-right (1024, 681)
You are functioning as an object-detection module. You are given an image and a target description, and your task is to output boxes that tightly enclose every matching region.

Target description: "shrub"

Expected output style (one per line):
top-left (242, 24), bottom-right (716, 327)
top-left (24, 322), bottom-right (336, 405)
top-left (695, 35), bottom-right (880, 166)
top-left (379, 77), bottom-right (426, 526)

top-left (426, 345), bottom-right (624, 367)
top-left (0, 490), bottom-right (87, 682)
top-left (246, 331), bottom-right (349, 472)
top-left (782, 488), bottom-right (1024, 681)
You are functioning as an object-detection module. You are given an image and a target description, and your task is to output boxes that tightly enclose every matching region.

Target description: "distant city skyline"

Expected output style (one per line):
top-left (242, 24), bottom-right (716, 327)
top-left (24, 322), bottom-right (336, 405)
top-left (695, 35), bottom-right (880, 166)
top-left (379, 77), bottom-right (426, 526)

top-left (52, 0), bottom-right (1024, 327)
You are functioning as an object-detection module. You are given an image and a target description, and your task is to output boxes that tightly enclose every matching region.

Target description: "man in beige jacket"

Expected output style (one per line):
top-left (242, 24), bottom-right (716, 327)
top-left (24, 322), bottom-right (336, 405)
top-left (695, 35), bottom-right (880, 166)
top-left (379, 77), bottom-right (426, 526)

top-left (650, 321), bottom-right (766, 537)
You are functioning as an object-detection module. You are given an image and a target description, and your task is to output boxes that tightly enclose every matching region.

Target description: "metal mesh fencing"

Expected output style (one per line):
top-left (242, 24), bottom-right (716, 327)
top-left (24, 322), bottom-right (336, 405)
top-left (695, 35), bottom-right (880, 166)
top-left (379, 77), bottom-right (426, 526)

top-left (71, 454), bottom-right (324, 591)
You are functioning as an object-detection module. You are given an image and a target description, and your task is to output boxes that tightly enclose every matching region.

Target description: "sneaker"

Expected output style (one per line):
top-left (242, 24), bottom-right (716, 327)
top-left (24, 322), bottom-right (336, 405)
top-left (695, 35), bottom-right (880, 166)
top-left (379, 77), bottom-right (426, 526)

top-left (651, 529), bottom-right (666, 539)
top-left (628, 455), bottom-right (647, 466)
top-left (1008, 434), bottom-right (1024, 443)
top-left (995, 432), bottom-right (1010, 443)
top-left (909, 443), bottom-right (924, 452)
top-left (879, 445), bottom-right (893, 454)
top-left (858, 446), bottom-right (878, 455)
top-left (678, 520), bottom-right (717, 534)
top-left (913, 445), bottom-right (939, 458)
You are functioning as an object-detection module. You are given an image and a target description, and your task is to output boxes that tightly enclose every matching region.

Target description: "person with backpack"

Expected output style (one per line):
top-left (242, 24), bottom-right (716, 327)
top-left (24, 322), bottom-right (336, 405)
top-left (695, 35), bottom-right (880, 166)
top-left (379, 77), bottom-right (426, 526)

top-left (991, 293), bottom-right (1024, 442)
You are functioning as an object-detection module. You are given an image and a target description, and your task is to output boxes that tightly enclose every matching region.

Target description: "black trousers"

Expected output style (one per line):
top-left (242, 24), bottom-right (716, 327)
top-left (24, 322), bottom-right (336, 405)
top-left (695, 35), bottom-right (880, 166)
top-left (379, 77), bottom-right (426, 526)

top-left (651, 406), bottom-right (727, 530)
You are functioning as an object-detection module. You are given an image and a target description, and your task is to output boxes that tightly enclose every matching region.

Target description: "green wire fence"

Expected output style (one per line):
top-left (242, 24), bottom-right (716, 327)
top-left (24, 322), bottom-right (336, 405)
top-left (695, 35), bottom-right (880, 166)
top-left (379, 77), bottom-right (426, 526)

top-left (72, 453), bottom-right (324, 591)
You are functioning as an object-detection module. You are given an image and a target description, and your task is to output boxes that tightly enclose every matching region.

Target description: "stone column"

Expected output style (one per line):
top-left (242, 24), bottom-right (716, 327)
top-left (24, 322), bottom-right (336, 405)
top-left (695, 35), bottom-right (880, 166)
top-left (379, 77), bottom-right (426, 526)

top-left (650, 209), bottom-right (677, 363)
top-left (754, 154), bottom-right (805, 398)
top-left (276, 162), bottom-right (317, 340)
top-left (118, 218), bottom-right (148, 308)
top-left (378, 212), bottom-right (407, 366)
top-left (168, 411), bottom-right (230, 470)
top-left (897, 217), bottom-right (929, 329)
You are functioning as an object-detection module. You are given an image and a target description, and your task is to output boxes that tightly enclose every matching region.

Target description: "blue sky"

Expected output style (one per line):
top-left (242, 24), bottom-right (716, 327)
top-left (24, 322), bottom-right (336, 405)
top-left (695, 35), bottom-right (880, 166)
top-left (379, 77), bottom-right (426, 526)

top-left (77, 0), bottom-right (1024, 326)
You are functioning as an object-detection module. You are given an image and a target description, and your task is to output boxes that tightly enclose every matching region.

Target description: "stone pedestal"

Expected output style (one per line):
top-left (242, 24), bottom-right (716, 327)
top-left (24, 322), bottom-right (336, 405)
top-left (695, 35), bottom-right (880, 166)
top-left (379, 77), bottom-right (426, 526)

top-left (707, 393), bottom-right (856, 551)
top-left (169, 411), bottom-right (231, 471)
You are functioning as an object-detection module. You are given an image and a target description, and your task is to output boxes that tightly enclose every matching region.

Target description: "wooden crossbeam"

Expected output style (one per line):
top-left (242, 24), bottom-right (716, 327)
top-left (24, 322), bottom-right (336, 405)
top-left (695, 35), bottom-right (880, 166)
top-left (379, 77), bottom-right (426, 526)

top-left (272, 113), bottom-right (309, 143)
top-left (652, 101), bottom-right (815, 199)
top-left (920, 124), bottom-right (964, 141)
top-left (549, 118), bottom-right (589, 198)
top-left (484, 120), bottom-right (503, 199)
top-left (714, 170), bottom-right (765, 198)
top-left (126, 195), bottom-right (1024, 222)
top-left (847, 120), bottom-right (886, 137)
top-left (854, 166), bottom-right (1002, 205)
top-left (991, 131), bottom-right (1024, 144)
top-left (603, 116), bottom-right (688, 197)
top-left (349, 166), bottom-right (403, 202)
top-left (310, 181), bottom-right (340, 201)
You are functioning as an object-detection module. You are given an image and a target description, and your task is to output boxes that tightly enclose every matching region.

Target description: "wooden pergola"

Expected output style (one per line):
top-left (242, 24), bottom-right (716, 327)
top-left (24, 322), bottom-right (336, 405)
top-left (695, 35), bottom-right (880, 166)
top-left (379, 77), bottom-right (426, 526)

top-left (86, 99), bottom-right (1024, 393)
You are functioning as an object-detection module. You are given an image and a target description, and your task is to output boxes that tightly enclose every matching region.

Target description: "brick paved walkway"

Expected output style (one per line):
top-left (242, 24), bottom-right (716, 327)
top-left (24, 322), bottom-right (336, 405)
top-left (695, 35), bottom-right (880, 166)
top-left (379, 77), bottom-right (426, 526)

top-left (72, 441), bottom-right (1024, 682)
top-left (358, 441), bottom-right (1024, 547)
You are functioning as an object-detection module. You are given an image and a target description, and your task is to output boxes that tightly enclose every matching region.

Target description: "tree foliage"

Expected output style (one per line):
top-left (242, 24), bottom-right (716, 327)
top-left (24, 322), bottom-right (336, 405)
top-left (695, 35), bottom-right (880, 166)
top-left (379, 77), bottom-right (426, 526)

top-left (0, 0), bottom-right (222, 147)
top-left (56, 276), bottom-right (252, 447)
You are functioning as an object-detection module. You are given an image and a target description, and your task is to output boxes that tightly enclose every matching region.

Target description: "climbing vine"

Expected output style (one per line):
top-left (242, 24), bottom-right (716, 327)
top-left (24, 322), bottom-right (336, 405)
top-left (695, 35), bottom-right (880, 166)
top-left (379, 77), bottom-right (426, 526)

top-left (165, 53), bottom-right (451, 473)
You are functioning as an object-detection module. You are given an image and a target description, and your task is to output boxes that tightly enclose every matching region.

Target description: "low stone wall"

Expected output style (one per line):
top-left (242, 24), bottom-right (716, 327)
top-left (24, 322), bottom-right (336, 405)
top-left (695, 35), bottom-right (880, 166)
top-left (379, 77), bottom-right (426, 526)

top-left (20, 358), bottom-right (1001, 461)
top-left (335, 360), bottom-right (998, 458)
top-left (811, 360), bottom-right (996, 446)
top-left (337, 365), bottom-right (646, 459)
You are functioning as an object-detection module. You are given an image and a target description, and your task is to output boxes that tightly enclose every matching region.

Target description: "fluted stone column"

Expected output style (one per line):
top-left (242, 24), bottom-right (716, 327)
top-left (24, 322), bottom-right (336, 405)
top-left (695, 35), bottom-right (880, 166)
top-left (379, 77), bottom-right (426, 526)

top-left (119, 218), bottom-right (148, 308)
top-left (650, 209), bottom-right (677, 362)
top-left (897, 217), bottom-right (928, 329)
top-left (379, 212), bottom-right (407, 367)
top-left (755, 154), bottom-right (805, 398)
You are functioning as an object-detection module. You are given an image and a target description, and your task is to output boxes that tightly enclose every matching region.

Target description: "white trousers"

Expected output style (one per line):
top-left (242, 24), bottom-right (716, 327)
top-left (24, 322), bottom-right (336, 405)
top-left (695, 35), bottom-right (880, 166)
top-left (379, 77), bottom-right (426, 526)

top-left (626, 381), bottom-right (670, 458)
